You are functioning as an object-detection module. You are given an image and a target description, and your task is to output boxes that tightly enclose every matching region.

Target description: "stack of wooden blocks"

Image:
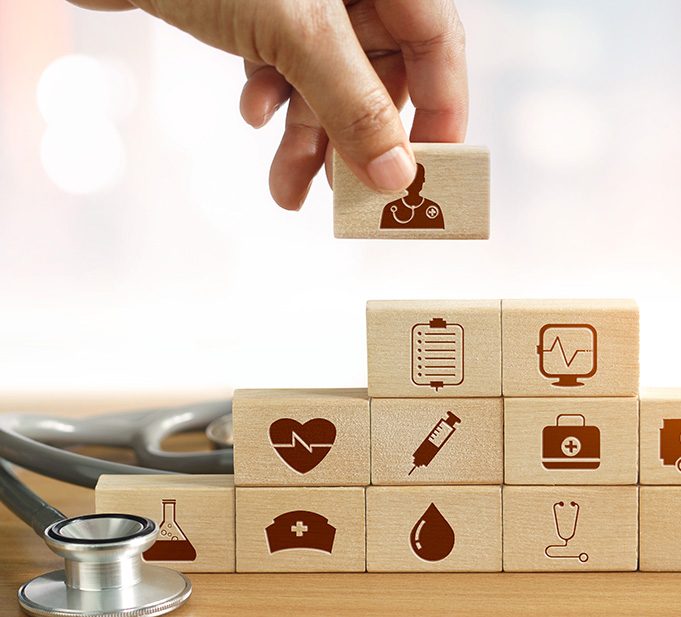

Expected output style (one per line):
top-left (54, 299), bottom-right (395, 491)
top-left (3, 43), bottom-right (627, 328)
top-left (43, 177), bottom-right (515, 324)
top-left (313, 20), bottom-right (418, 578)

top-left (96, 299), bottom-right (681, 573)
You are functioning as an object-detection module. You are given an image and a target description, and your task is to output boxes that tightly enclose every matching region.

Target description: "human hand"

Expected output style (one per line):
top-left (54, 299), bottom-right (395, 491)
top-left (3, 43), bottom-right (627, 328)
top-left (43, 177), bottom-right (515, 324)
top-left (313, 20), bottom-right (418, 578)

top-left (68, 0), bottom-right (468, 210)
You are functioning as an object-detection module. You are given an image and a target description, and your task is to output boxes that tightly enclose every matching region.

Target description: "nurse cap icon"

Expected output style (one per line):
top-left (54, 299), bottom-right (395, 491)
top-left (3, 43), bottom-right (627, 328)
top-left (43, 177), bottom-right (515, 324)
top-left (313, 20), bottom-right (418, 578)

top-left (265, 510), bottom-right (336, 554)
top-left (379, 163), bottom-right (445, 230)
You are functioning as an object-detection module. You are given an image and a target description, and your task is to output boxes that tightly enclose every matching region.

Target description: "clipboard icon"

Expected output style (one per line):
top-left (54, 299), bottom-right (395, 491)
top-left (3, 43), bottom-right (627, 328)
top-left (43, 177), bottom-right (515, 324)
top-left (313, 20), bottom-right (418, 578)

top-left (411, 318), bottom-right (464, 391)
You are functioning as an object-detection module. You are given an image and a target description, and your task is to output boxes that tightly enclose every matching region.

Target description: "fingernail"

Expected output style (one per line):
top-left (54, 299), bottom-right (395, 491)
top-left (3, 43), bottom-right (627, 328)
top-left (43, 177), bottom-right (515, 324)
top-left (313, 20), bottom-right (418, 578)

top-left (366, 145), bottom-right (416, 192)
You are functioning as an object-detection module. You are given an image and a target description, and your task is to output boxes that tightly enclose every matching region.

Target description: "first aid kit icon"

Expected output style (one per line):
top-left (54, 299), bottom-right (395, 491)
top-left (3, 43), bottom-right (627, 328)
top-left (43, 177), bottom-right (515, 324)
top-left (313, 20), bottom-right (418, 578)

top-left (542, 414), bottom-right (601, 470)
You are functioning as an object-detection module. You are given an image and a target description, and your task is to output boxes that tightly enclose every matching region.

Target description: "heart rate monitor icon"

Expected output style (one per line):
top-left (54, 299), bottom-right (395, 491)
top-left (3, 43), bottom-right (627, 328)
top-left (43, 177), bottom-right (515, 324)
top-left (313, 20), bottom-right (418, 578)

top-left (269, 418), bottom-right (336, 474)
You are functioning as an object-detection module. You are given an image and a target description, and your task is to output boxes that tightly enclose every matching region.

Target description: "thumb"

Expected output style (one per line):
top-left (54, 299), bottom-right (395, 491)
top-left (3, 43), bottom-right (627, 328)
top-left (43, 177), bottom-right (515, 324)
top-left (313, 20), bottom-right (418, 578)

top-left (273, 3), bottom-right (416, 193)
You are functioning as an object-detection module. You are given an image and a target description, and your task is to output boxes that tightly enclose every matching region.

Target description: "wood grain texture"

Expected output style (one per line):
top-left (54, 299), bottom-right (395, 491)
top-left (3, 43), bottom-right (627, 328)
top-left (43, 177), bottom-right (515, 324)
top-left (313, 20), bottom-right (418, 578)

top-left (233, 389), bottom-right (369, 486)
top-left (503, 486), bottom-right (638, 572)
top-left (504, 398), bottom-right (638, 485)
top-left (333, 144), bottom-right (490, 239)
top-left (367, 300), bottom-right (501, 398)
top-left (640, 388), bottom-right (681, 484)
top-left (371, 398), bottom-right (503, 485)
top-left (366, 486), bottom-right (502, 572)
top-left (96, 474), bottom-right (235, 573)
top-left (2, 394), bottom-right (681, 617)
top-left (639, 487), bottom-right (681, 571)
top-left (502, 299), bottom-right (639, 397)
top-left (235, 487), bottom-right (365, 572)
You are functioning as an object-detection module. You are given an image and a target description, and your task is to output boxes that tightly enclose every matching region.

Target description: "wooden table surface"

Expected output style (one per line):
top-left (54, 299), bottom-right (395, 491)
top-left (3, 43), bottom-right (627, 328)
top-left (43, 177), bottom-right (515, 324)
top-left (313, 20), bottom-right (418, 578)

top-left (1, 393), bottom-right (680, 617)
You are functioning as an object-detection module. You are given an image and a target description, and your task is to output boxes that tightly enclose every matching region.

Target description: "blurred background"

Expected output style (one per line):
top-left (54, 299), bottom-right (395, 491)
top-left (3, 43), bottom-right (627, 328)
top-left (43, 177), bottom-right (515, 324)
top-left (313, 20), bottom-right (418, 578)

top-left (0, 0), bottom-right (679, 395)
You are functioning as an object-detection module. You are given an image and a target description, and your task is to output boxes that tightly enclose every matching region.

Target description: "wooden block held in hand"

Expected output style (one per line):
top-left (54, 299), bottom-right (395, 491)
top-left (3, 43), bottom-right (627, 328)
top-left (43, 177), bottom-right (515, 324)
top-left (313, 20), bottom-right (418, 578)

top-left (503, 486), bottom-right (638, 572)
top-left (333, 144), bottom-right (490, 239)
top-left (366, 486), bottom-right (501, 572)
top-left (504, 397), bottom-right (638, 485)
top-left (640, 388), bottom-right (681, 484)
top-left (371, 398), bottom-right (503, 485)
top-left (502, 299), bottom-right (639, 397)
top-left (233, 388), bottom-right (369, 486)
top-left (367, 300), bottom-right (501, 398)
top-left (235, 487), bottom-right (365, 572)
top-left (96, 475), bottom-right (235, 573)
top-left (640, 486), bottom-right (681, 571)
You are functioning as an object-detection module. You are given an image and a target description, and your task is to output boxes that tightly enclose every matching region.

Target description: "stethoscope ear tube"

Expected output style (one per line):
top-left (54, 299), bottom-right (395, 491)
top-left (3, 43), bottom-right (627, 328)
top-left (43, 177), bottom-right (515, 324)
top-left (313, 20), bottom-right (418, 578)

top-left (0, 459), bottom-right (65, 536)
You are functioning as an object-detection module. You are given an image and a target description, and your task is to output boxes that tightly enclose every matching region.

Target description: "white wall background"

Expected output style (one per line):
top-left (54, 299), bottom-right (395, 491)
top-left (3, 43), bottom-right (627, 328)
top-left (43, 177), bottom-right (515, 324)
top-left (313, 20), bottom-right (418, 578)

top-left (0, 0), bottom-right (679, 394)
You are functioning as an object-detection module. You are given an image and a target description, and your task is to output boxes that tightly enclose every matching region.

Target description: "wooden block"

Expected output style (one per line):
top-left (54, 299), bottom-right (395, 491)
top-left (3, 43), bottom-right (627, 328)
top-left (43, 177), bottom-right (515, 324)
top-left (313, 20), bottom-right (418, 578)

top-left (333, 144), bottom-right (489, 239)
top-left (233, 388), bottom-right (369, 486)
top-left (640, 388), bottom-right (681, 484)
top-left (502, 299), bottom-right (639, 397)
top-left (640, 486), bottom-right (681, 571)
top-left (95, 474), bottom-right (234, 573)
top-left (371, 398), bottom-right (503, 485)
top-left (366, 486), bottom-right (501, 572)
top-left (504, 397), bottom-right (638, 485)
top-left (503, 486), bottom-right (638, 571)
top-left (367, 300), bottom-right (501, 398)
top-left (235, 487), bottom-right (365, 572)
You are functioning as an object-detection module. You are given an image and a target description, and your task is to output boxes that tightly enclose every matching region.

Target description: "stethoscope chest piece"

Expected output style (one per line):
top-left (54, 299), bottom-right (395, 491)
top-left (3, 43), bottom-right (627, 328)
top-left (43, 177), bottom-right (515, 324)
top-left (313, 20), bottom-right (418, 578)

top-left (18, 513), bottom-right (192, 617)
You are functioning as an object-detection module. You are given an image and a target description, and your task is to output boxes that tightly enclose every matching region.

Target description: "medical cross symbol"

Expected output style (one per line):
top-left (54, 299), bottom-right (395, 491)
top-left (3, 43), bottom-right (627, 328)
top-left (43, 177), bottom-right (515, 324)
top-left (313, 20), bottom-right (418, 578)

top-left (291, 521), bottom-right (308, 537)
top-left (561, 436), bottom-right (582, 457)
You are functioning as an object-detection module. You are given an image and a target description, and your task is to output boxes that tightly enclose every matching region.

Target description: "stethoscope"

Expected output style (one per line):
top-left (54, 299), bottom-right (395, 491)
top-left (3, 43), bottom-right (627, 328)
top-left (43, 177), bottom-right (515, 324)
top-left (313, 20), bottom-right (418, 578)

top-left (544, 500), bottom-right (589, 562)
top-left (388, 197), bottom-right (425, 225)
top-left (0, 400), bottom-right (232, 617)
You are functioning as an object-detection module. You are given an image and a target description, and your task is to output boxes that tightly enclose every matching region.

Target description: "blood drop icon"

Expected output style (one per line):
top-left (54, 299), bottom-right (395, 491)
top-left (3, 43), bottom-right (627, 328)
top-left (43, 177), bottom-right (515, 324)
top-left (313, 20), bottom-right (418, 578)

top-left (409, 502), bottom-right (455, 561)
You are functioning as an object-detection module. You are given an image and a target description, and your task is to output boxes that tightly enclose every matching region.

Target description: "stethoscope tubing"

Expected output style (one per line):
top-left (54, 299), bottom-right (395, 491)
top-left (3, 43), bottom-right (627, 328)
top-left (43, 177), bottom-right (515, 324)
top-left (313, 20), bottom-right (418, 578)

top-left (0, 400), bottom-right (233, 488)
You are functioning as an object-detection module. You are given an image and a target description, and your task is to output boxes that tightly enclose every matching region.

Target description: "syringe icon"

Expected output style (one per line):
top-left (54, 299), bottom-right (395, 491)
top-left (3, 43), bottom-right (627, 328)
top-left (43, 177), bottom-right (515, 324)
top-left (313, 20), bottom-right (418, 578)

top-left (408, 411), bottom-right (462, 476)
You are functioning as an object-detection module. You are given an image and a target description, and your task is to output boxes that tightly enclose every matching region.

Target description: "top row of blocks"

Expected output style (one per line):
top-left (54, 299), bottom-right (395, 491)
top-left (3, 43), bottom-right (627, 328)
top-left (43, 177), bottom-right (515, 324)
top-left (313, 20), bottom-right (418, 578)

top-left (367, 299), bottom-right (639, 398)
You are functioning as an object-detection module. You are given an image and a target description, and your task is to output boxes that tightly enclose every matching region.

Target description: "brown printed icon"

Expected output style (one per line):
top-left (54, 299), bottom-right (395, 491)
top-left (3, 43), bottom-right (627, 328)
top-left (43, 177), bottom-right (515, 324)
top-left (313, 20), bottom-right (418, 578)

top-left (545, 500), bottom-right (589, 562)
top-left (410, 503), bottom-right (455, 562)
top-left (143, 498), bottom-right (197, 562)
top-left (411, 318), bottom-right (464, 391)
top-left (265, 510), bottom-right (336, 554)
top-left (409, 411), bottom-right (461, 476)
top-left (269, 418), bottom-right (336, 475)
top-left (660, 419), bottom-right (681, 472)
top-left (379, 163), bottom-right (445, 230)
top-left (542, 414), bottom-right (600, 470)
top-left (537, 324), bottom-right (597, 387)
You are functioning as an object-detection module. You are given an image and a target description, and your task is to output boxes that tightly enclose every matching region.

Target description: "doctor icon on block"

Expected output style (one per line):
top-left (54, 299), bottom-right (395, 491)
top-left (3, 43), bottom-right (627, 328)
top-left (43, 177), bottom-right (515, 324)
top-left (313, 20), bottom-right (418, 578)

top-left (379, 163), bottom-right (445, 230)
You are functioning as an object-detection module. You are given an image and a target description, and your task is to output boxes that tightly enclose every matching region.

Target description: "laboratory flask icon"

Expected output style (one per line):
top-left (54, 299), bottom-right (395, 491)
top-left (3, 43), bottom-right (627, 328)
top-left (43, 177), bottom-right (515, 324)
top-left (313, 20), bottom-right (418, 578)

top-left (408, 411), bottom-right (461, 476)
top-left (537, 324), bottom-right (598, 387)
top-left (143, 499), bottom-right (197, 562)
top-left (410, 503), bottom-right (455, 562)
top-left (544, 501), bottom-right (588, 563)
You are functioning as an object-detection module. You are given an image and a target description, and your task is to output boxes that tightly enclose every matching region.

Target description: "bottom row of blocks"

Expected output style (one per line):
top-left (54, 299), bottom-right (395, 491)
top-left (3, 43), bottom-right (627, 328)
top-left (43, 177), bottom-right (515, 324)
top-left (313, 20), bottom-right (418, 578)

top-left (96, 475), bottom-right (679, 572)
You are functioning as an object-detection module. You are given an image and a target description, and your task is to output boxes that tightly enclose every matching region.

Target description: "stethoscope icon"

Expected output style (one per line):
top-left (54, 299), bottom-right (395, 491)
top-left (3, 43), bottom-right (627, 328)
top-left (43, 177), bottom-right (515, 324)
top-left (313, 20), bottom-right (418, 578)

top-left (544, 500), bottom-right (589, 562)
top-left (389, 197), bottom-right (437, 225)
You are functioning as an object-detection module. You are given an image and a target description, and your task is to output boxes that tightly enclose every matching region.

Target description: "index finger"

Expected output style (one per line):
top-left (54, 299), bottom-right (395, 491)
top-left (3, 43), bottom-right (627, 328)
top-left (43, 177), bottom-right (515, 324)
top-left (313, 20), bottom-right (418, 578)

top-left (374, 0), bottom-right (468, 142)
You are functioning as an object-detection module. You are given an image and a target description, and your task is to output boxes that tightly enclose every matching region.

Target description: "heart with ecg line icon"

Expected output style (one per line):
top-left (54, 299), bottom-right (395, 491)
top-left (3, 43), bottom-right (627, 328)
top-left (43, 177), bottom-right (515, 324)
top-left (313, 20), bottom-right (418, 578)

top-left (269, 418), bottom-right (337, 474)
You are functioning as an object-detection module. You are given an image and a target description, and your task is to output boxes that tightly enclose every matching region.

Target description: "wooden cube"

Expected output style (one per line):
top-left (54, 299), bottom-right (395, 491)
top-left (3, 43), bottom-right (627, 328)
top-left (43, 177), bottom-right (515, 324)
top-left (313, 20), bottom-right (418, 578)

top-left (502, 299), bottom-right (639, 397)
top-left (503, 486), bottom-right (638, 571)
top-left (333, 144), bottom-right (490, 240)
top-left (233, 388), bottom-right (369, 486)
top-left (371, 398), bottom-right (503, 485)
top-left (367, 300), bottom-right (501, 398)
top-left (366, 486), bottom-right (501, 571)
top-left (504, 397), bottom-right (638, 485)
top-left (235, 487), bottom-right (365, 572)
top-left (640, 388), bottom-right (681, 484)
top-left (640, 487), bottom-right (681, 571)
top-left (95, 475), bottom-right (235, 573)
